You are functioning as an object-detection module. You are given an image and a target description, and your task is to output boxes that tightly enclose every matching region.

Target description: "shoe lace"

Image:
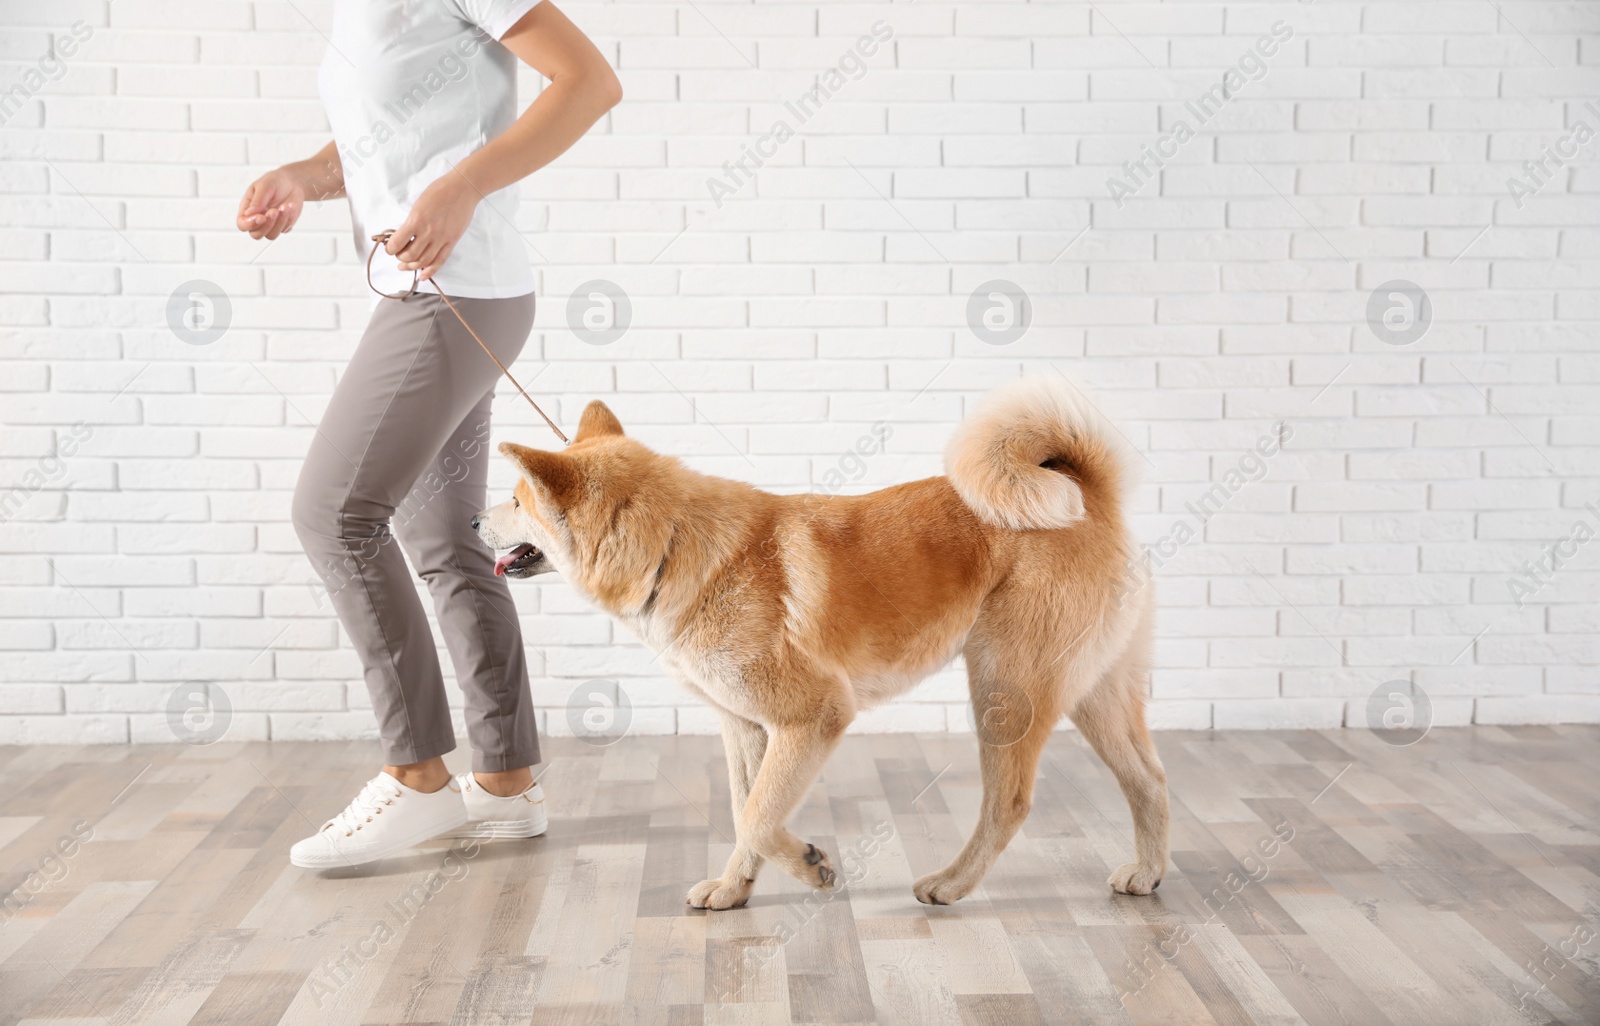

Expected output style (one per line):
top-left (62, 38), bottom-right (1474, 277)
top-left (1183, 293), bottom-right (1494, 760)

top-left (322, 776), bottom-right (403, 837)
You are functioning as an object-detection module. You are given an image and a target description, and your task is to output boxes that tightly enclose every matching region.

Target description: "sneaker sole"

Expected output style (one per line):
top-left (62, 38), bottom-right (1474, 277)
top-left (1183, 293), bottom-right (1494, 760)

top-left (447, 818), bottom-right (548, 840)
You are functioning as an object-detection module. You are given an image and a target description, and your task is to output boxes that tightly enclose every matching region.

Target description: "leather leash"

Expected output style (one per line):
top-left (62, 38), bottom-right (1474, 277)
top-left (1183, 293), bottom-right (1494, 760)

top-left (366, 230), bottom-right (568, 445)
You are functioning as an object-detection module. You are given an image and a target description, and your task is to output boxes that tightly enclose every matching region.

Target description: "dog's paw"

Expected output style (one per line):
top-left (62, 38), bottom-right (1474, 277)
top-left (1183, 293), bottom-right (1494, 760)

top-left (1108, 862), bottom-right (1162, 896)
top-left (801, 843), bottom-right (839, 892)
top-left (912, 869), bottom-right (974, 906)
top-left (687, 876), bottom-right (753, 910)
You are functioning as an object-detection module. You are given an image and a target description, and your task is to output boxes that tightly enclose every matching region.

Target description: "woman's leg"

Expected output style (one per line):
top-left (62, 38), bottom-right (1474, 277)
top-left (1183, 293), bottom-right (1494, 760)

top-left (290, 292), bottom-right (536, 771)
top-left (391, 386), bottom-right (541, 778)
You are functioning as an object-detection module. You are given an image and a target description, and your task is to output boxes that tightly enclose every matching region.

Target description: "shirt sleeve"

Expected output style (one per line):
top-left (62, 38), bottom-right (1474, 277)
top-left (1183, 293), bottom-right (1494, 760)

top-left (449, 0), bottom-right (544, 41)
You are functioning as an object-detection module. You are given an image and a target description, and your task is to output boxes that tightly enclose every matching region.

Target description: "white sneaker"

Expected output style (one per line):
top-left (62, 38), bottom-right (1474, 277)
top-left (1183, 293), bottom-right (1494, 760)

top-left (449, 773), bottom-right (548, 839)
top-left (289, 773), bottom-right (468, 869)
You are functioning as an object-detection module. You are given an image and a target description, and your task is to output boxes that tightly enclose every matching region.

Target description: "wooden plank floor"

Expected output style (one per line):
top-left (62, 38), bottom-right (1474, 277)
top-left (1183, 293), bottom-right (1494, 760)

top-left (2, 726), bottom-right (1598, 1025)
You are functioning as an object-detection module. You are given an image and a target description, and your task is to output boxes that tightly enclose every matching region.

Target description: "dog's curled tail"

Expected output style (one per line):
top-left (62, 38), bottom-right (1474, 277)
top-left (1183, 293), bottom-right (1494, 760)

top-left (944, 375), bottom-right (1133, 531)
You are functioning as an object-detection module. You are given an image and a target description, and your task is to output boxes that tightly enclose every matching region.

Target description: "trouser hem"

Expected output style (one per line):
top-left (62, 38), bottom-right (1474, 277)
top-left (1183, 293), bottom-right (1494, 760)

top-left (383, 734), bottom-right (459, 767)
top-left (471, 747), bottom-right (543, 774)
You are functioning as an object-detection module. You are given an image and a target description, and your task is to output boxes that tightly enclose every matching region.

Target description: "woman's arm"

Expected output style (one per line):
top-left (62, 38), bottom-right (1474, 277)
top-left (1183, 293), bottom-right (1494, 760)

top-left (455, 3), bottom-right (623, 197)
top-left (389, 0), bottom-right (622, 279)
top-left (236, 141), bottom-right (346, 240)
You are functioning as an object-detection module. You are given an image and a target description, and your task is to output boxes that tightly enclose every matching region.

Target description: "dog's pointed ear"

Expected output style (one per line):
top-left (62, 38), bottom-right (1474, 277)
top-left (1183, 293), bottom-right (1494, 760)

top-left (574, 400), bottom-right (625, 443)
top-left (498, 442), bottom-right (576, 506)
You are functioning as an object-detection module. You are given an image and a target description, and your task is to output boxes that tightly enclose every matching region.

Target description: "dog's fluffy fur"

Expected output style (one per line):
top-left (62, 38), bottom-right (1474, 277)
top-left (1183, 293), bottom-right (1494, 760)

top-left (476, 375), bottom-right (1168, 909)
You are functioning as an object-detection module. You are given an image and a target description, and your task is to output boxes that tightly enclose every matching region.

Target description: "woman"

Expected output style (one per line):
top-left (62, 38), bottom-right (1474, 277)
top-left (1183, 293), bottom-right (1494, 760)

top-left (235, 0), bottom-right (620, 868)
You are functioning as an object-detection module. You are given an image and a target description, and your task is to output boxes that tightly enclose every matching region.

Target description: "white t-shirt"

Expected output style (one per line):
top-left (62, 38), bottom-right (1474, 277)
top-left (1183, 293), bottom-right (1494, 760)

top-left (318, 0), bottom-right (542, 300)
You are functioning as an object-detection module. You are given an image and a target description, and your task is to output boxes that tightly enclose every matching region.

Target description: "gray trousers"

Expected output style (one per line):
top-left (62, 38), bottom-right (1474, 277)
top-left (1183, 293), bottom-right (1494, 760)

top-left (292, 291), bottom-right (541, 773)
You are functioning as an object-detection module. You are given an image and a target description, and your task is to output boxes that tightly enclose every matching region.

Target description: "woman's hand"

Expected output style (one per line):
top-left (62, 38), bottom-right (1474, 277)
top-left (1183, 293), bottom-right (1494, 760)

top-left (236, 166), bottom-right (309, 240)
top-left (235, 144), bottom-right (343, 241)
top-left (386, 173), bottom-right (480, 282)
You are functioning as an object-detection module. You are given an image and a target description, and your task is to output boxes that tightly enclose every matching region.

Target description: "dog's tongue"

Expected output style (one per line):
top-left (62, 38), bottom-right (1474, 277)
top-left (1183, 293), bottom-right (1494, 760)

top-left (493, 543), bottom-right (535, 577)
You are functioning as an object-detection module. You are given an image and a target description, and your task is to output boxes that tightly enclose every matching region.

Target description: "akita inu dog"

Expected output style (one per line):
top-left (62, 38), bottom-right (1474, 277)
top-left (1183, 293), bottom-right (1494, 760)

top-left (474, 376), bottom-right (1168, 909)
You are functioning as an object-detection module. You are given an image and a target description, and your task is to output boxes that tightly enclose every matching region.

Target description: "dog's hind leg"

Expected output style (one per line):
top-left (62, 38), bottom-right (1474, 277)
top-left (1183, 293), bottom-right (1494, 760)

top-left (687, 710), bottom-right (770, 910)
top-left (1066, 648), bottom-right (1169, 896)
top-left (912, 647), bottom-right (1060, 906)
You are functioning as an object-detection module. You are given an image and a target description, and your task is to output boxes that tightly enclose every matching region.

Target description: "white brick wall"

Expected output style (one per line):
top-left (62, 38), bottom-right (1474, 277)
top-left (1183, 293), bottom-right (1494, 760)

top-left (1, 0), bottom-right (1597, 745)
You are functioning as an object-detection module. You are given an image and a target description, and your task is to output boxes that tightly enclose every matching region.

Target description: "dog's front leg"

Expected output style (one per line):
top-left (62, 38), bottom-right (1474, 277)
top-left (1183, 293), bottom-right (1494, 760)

top-left (687, 712), bottom-right (769, 910)
top-left (734, 714), bottom-right (848, 893)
